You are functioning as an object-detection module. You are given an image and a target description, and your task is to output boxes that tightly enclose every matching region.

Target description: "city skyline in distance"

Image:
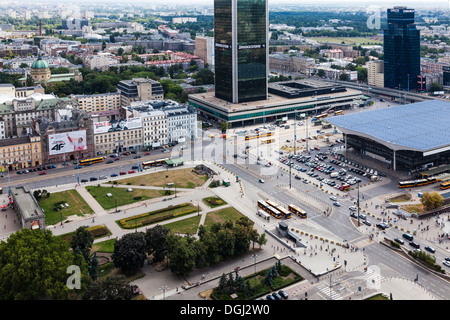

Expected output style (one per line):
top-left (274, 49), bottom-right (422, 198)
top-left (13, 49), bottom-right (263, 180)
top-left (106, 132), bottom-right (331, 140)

top-left (7, 0), bottom-right (450, 9)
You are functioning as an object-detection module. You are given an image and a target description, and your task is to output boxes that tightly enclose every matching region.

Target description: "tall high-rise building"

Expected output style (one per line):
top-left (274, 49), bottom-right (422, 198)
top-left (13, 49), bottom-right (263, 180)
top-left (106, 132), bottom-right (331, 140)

top-left (214, 0), bottom-right (268, 103)
top-left (383, 7), bottom-right (420, 91)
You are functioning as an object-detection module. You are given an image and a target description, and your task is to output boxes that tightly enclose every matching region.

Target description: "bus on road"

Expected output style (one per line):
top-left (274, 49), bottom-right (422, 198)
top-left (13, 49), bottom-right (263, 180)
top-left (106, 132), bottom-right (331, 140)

top-left (141, 158), bottom-right (169, 168)
top-left (257, 200), bottom-right (282, 219)
top-left (79, 157), bottom-right (105, 166)
top-left (288, 204), bottom-right (307, 218)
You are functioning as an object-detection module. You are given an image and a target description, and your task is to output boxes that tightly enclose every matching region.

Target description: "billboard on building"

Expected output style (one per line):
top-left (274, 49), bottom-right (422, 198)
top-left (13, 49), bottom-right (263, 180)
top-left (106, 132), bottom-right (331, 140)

top-left (93, 118), bottom-right (142, 134)
top-left (49, 130), bottom-right (87, 155)
top-left (349, 71), bottom-right (358, 81)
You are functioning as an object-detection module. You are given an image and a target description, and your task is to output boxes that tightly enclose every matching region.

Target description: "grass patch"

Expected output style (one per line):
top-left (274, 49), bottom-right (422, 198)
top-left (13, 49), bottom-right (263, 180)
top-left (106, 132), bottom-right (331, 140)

top-left (388, 194), bottom-right (412, 202)
top-left (163, 215), bottom-right (202, 235)
top-left (366, 293), bottom-right (390, 300)
top-left (86, 186), bottom-right (167, 210)
top-left (401, 203), bottom-right (425, 214)
top-left (211, 264), bottom-right (303, 300)
top-left (38, 189), bottom-right (94, 225)
top-left (116, 203), bottom-right (200, 229)
top-left (204, 207), bottom-right (245, 229)
top-left (113, 167), bottom-right (209, 189)
top-left (203, 196), bottom-right (227, 208)
top-left (92, 239), bottom-right (116, 253)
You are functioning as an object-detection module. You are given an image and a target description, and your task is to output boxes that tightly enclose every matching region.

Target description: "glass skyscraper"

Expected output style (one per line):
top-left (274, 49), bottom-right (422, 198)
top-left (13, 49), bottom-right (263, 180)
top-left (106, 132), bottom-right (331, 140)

top-left (383, 7), bottom-right (420, 91)
top-left (214, 0), bottom-right (268, 103)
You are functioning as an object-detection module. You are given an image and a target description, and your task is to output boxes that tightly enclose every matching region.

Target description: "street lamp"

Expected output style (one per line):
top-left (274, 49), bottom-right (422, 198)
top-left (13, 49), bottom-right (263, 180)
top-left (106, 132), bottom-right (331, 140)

top-left (251, 254), bottom-right (258, 287)
top-left (159, 285), bottom-right (169, 300)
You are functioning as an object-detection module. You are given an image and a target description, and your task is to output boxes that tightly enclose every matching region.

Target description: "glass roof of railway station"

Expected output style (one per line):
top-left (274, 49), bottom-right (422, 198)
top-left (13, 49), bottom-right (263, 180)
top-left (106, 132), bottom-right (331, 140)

top-left (327, 100), bottom-right (450, 153)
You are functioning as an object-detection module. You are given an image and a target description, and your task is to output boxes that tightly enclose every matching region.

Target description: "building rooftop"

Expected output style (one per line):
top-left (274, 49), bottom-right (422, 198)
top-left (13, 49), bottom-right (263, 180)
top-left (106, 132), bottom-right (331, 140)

top-left (326, 100), bottom-right (450, 154)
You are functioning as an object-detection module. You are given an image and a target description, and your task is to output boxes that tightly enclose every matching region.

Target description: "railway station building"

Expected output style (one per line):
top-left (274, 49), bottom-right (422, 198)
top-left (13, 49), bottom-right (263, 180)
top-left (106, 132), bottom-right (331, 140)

top-left (326, 100), bottom-right (450, 172)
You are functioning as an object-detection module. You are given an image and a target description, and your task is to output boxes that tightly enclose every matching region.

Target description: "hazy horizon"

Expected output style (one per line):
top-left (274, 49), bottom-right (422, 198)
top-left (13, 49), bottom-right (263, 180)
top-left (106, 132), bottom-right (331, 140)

top-left (8, 0), bottom-right (450, 9)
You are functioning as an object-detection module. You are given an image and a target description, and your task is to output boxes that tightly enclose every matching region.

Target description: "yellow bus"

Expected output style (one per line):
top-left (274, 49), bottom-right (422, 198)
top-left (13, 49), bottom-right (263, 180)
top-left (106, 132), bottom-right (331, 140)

top-left (257, 200), bottom-right (282, 219)
top-left (141, 158), bottom-right (169, 168)
top-left (245, 135), bottom-right (259, 140)
top-left (79, 157), bottom-right (105, 165)
top-left (261, 139), bottom-right (275, 144)
top-left (288, 204), bottom-right (307, 218)
top-left (334, 110), bottom-right (344, 115)
top-left (276, 205), bottom-right (292, 219)
top-left (440, 181), bottom-right (450, 190)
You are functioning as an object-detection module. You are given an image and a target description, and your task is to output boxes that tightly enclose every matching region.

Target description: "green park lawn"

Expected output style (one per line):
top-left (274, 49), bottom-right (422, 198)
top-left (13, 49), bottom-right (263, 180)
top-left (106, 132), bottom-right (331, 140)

top-left (113, 167), bottom-right (209, 189)
top-left (38, 189), bottom-right (93, 225)
top-left (86, 185), bottom-right (168, 210)
top-left (204, 206), bottom-right (245, 229)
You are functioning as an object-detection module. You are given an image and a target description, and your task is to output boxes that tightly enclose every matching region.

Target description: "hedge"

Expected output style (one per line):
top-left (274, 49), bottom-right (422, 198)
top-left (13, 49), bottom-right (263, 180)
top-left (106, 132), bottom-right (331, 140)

top-left (118, 203), bottom-right (197, 229)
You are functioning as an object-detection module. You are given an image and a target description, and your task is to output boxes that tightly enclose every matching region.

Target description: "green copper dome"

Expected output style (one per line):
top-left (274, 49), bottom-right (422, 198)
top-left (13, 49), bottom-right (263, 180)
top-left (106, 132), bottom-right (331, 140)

top-left (31, 55), bottom-right (49, 69)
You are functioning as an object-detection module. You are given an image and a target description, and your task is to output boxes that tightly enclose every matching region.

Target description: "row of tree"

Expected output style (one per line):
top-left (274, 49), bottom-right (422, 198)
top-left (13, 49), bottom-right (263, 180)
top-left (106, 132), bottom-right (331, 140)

top-left (114, 218), bottom-right (267, 277)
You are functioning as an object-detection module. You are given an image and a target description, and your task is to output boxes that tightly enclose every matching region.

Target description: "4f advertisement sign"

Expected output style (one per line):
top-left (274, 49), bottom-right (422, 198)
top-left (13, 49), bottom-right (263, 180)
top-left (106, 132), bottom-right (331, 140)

top-left (49, 130), bottom-right (87, 155)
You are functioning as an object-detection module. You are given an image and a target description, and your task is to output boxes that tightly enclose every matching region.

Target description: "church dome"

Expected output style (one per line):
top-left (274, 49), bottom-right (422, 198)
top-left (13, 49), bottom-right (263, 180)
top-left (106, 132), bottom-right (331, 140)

top-left (31, 55), bottom-right (49, 69)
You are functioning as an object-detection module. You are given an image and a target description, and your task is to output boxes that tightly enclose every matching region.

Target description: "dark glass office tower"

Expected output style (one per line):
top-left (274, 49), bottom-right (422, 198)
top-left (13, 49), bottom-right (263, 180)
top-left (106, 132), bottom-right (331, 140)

top-left (383, 7), bottom-right (420, 91)
top-left (214, 0), bottom-right (268, 103)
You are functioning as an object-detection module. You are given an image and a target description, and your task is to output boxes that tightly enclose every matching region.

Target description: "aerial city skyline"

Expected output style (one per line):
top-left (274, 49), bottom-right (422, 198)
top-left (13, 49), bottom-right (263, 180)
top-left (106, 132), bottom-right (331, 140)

top-left (0, 0), bottom-right (448, 307)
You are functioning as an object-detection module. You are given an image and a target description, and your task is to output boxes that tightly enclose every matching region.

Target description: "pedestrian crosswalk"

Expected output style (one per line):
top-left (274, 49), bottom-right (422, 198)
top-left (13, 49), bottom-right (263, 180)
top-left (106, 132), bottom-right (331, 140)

top-left (316, 282), bottom-right (343, 300)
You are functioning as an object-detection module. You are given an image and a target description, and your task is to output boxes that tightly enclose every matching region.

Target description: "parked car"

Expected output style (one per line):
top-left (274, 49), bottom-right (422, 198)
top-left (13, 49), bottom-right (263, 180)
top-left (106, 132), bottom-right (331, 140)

top-left (266, 295), bottom-right (275, 301)
top-left (81, 179), bottom-right (88, 183)
top-left (119, 172), bottom-right (126, 175)
top-left (278, 290), bottom-right (289, 299)
top-left (39, 171), bottom-right (46, 175)
top-left (111, 173), bottom-right (118, 177)
top-left (128, 170), bottom-right (136, 174)
top-left (99, 175), bottom-right (107, 180)
top-left (90, 177), bottom-right (98, 181)
top-left (271, 292), bottom-right (282, 300)
top-left (394, 238), bottom-right (404, 245)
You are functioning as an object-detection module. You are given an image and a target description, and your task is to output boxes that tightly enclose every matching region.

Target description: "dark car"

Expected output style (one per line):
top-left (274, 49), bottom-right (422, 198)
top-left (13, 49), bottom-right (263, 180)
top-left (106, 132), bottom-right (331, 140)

top-left (272, 292), bottom-right (282, 300)
top-left (266, 295), bottom-right (275, 301)
top-left (81, 179), bottom-right (88, 183)
top-left (132, 165), bottom-right (139, 170)
top-left (424, 246), bottom-right (435, 253)
top-left (111, 173), bottom-right (118, 177)
top-left (394, 238), bottom-right (404, 245)
top-left (409, 241), bottom-right (420, 249)
top-left (90, 177), bottom-right (98, 181)
top-left (278, 290), bottom-right (289, 299)
top-left (119, 172), bottom-right (126, 175)
top-left (106, 160), bottom-right (114, 164)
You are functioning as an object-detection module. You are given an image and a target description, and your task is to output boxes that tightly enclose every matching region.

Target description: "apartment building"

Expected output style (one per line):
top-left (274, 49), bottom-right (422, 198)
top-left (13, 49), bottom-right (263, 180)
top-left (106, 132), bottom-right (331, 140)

top-left (70, 92), bottom-right (121, 113)
top-left (368, 60), bottom-right (385, 88)
top-left (117, 78), bottom-right (164, 107)
top-left (0, 134), bottom-right (42, 171)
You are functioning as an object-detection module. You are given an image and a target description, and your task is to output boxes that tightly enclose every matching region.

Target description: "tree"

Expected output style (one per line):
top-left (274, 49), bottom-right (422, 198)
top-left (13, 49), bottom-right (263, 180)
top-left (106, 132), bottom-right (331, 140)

top-left (339, 73), bottom-right (349, 81)
top-left (317, 69), bottom-right (325, 77)
top-left (165, 233), bottom-right (197, 276)
top-left (70, 226), bottom-right (94, 263)
top-left (194, 68), bottom-right (215, 85)
top-left (112, 232), bottom-right (147, 275)
top-left (430, 82), bottom-right (443, 92)
top-left (82, 275), bottom-right (138, 300)
top-left (0, 228), bottom-right (88, 299)
top-left (420, 192), bottom-right (444, 211)
top-left (144, 225), bottom-right (169, 263)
